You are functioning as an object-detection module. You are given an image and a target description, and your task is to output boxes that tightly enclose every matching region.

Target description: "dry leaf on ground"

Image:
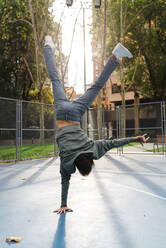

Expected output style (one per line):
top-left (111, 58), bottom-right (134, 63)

top-left (6, 236), bottom-right (23, 242)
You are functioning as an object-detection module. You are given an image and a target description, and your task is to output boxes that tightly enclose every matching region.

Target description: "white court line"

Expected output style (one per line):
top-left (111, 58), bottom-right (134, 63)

top-left (99, 170), bottom-right (166, 177)
top-left (113, 171), bottom-right (166, 177)
top-left (110, 181), bottom-right (166, 201)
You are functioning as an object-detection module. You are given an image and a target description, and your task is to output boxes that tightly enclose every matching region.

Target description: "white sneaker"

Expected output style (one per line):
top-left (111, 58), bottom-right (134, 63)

top-left (44, 36), bottom-right (55, 52)
top-left (112, 43), bottom-right (133, 59)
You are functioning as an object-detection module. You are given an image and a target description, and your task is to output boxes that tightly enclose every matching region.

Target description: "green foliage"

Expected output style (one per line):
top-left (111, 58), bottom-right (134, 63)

top-left (92, 0), bottom-right (166, 101)
top-left (28, 86), bottom-right (54, 104)
top-left (0, 0), bottom-right (33, 98)
top-left (0, 0), bottom-right (56, 102)
top-left (124, 0), bottom-right (166, 100)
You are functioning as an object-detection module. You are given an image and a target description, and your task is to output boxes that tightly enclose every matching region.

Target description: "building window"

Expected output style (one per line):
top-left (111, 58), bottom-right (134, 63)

top-left (112, 84), bottom-right (121, 94)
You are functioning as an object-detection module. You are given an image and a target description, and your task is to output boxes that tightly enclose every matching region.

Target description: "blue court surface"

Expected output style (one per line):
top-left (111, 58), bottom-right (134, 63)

top-left (0, 154), bottom-right (166, 248)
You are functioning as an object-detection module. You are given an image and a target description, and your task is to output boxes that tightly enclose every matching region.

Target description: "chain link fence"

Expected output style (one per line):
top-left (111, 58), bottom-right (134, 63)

top-left (0, 97), bottom-right (57, 162)
top-left (87, 101), bottom-right (166, 155)
top-left (0, 97), bottom-right (17, 161)
top-left (1, 97), bottom-right (166, 162)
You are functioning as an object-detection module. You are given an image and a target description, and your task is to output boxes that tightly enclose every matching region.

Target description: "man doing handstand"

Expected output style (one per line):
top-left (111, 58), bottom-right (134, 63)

top-left (44, 36), bottom-right (149, 214)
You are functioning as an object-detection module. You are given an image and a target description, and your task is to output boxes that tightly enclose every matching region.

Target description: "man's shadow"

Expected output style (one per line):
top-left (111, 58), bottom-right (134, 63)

top-left (52, 214), bottom-right (66, 248)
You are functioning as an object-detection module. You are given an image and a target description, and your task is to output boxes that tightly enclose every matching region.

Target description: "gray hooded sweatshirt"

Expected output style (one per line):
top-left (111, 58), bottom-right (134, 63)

top-left (56, 124), bottom-right (134, 207)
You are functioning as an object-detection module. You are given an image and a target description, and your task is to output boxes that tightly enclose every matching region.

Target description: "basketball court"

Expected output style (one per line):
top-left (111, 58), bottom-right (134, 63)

top-left (0, 154), bottom-right (166, 248)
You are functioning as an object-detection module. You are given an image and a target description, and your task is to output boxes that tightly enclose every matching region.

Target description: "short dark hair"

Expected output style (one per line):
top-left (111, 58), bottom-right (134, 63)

top-left (74, 153), bottom-right (94, 176)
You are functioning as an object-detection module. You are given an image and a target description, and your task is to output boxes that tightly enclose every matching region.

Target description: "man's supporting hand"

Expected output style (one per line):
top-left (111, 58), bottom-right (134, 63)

top-left (53, 206), bottom-right (73, 214)
top-left (134, 134), bottom-right (150, 146)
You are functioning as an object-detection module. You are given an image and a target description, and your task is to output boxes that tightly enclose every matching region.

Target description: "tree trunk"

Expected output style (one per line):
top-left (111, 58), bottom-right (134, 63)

top-left (134, 92), bottom-right (140, 135)
top-left (28, 0), bottom-right (40, 87)
top-left (119, 0), bottom-right (126, 138)
top-left (119, 62), bottom-right (126, 138)
top-left (97, 0), bottom-right (107, 139)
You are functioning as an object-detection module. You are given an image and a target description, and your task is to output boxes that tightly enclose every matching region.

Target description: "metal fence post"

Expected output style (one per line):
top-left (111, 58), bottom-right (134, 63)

top-left (16, 99), bottom-right (19, 161)
top-left (54, 109), bottom-right (59, 157)
top-left (115, 106), bottom-right (118, 155)
top-left (160, 102), bottom-right (163, 153)
top-left (163, 101), bottom-right (166, 155)
top-left (16, 99), bottom-right (21, 160)
top-left (116, 106), bottom-right (122, 155)
top-left (160, 101), bottom-right (166, 154)
top-left (119, 106), bottom-right (122, 138)
top-left (20, 100), bottom-right (22, 160)
top-left (16, 99), bottom-right (22, 161)
top-left (18, 100), bottom-right (21, 160)
top-left (119, 105), bottom-right (123, 155)
top-left (82, 112), bottom-right (88, 134)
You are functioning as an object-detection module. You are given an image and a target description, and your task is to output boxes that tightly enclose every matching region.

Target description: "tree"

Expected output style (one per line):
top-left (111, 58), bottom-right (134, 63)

top-left (92, 0), bottom-right (166, 137)
top-left (92, 0), bottom-right (130, 137)
top-left (0, 0), bottom-right (56, 101)
top-left (0, 0), bottom-right (35, 99)
top-left (124, 0), bottom-right (166, 101)
top-left (105, 0), bottom-right (155, 137)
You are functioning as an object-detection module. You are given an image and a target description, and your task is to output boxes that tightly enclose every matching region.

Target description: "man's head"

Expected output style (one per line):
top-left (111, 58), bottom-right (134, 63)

top-left (74, 153), bottom-right (94, 176)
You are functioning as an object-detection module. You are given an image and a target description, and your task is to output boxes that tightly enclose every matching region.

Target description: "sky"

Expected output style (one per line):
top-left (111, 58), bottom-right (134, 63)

top-left (52, 0), bottom-right (93, 93)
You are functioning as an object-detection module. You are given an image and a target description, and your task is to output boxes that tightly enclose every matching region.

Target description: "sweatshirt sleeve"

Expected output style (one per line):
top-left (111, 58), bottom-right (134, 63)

top-left (93, 137), bottom-right (135, 160)
top-left (60, 166), bottom-right (71, 207)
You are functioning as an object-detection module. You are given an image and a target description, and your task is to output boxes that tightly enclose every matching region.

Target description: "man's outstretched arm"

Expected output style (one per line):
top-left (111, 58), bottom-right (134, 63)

top-left (93, 134), bottom-right (150, 160)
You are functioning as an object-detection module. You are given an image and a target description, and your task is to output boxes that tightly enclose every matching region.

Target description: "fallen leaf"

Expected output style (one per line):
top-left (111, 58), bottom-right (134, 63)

top-left (6, 237), bottom-right (23, 242)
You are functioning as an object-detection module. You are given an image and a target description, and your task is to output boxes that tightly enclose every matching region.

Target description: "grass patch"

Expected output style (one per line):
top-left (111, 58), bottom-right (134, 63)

top-left (123, 142), bottom-right (140, 147)
top-left (0, 143), bottom-right (55, 160)
top-left (0, 145), bottom-right (16, 160)
top-left (145, 147), bottom-right (165, 153)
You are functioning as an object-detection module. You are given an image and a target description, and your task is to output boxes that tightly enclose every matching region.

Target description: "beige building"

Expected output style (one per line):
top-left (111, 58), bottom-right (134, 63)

top-left (64, 86), bottom-right (82, 101)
